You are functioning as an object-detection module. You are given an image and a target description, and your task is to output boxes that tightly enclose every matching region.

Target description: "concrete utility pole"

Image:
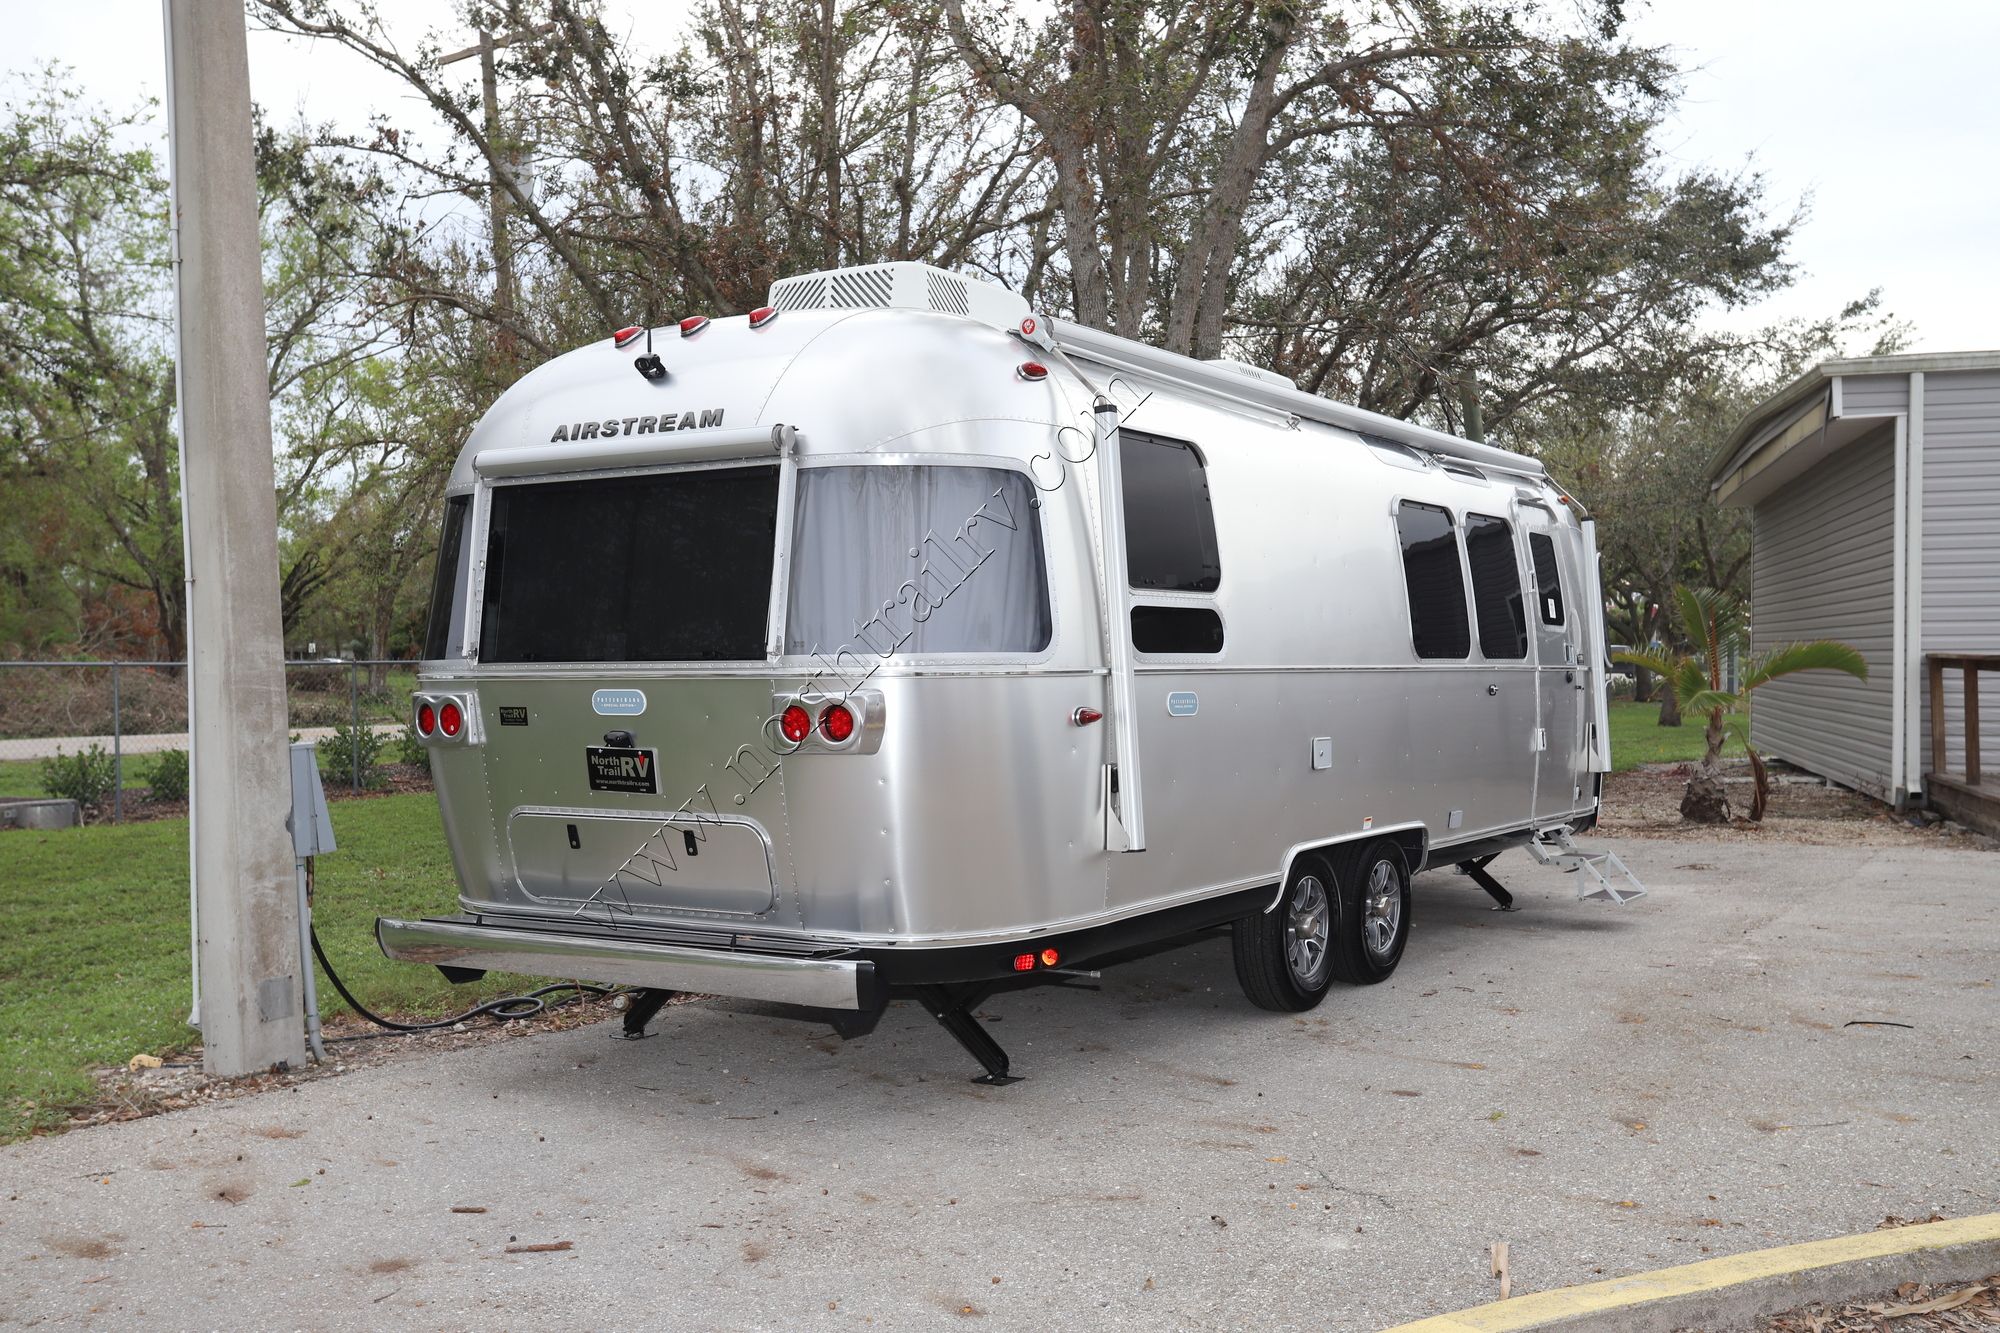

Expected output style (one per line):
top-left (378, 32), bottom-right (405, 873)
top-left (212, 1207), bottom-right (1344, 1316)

top-left (441, 23), bottom-right (553, 363)
top-left (163, 1), bottom-right (306, 1076)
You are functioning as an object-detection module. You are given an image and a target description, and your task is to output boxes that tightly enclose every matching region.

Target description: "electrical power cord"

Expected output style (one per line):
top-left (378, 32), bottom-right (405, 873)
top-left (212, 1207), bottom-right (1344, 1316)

top-left (308, 925), bottom-right (617, 1037)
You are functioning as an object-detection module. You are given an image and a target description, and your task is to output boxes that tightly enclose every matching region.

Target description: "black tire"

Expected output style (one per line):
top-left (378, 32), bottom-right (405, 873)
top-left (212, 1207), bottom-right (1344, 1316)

top-left (1232, 852), bottom-right (1340, 1012)
top-left (1327, 838), bottom-right (1411, 985)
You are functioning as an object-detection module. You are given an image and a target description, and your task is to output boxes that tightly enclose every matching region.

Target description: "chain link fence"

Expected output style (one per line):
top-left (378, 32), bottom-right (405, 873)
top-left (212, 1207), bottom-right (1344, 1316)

top-left (0, 660), bottom-right (421, 821)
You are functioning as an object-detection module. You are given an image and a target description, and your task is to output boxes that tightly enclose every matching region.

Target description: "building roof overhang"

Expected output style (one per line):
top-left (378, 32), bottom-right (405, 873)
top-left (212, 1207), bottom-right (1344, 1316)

top-left (1707, 349), bottom-right (2000, 507)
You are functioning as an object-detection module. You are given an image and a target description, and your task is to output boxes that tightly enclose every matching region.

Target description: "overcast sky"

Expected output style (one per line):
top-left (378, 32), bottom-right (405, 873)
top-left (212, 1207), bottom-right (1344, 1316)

top-left (13, 1), bottom-right (1999, 354)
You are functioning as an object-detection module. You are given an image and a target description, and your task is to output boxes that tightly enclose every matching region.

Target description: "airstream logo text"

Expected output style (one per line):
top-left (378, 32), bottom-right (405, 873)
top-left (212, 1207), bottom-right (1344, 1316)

top-left (550, 409), bottom-right (723, 442)
top-left (592, 689), bottom-right (647, 716)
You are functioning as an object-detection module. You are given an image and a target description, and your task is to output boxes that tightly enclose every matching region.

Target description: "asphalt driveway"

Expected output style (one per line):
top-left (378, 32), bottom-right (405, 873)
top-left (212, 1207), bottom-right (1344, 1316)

top-left (5, 836), bottom-right (1996, 1330)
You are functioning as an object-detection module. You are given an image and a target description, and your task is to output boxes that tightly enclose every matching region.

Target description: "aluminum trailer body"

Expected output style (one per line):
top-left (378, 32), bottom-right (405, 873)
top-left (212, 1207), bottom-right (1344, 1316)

top-left (381, 263), bottom-right (1621, 1078)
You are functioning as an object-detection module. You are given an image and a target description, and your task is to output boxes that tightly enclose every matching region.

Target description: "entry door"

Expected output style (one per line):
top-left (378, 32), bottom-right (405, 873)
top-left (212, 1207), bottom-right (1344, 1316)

top-left (1516, 505), bottom-right (1588, 822)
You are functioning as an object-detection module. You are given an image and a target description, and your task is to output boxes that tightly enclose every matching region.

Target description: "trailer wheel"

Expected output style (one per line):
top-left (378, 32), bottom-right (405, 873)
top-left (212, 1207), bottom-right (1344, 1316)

top-left (1231, 853), bottom-right (1338, 1012)
top-left (1327, 839), bottom-right (1411, 985)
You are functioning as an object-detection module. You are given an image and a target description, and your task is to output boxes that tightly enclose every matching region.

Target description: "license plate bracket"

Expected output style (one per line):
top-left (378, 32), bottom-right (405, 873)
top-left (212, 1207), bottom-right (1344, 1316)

top-left (584, 745), bottom-right (660, 795)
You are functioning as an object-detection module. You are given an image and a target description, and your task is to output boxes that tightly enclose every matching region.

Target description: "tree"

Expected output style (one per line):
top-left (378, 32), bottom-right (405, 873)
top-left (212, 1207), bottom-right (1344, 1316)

top-left (1616, 586), bottom-right (1867, 824)
top-left (0, 72), bottom-right (185, 659)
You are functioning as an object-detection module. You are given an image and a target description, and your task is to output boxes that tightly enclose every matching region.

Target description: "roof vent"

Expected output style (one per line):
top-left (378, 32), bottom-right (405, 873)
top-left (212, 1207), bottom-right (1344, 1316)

top-left (1203, 357), bottom-right (1296, 390)
top-left (765, 261), bottom-right (1029, 333)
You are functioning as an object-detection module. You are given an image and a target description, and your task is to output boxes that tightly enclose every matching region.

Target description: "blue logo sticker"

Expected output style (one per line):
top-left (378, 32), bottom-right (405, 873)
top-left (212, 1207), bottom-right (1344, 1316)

top-left (1166, 691), bottom-right (1198, 717)
top-left (591, 688), bottom-right (647, 717)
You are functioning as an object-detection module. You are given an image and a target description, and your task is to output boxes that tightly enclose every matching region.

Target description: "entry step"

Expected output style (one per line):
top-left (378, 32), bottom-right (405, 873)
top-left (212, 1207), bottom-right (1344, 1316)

top-left (1527, 827), bottom-right (1647, 904)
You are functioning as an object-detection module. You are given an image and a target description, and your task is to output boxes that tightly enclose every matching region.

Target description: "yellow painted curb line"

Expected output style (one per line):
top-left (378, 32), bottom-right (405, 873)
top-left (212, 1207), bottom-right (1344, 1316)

top-left (1383, 1212), bottom-right (2000, 1332)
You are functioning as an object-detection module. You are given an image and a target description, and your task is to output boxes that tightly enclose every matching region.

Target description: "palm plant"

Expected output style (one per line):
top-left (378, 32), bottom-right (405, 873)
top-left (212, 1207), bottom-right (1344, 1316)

top-left (1615, 586), bottom-right (1868, 823)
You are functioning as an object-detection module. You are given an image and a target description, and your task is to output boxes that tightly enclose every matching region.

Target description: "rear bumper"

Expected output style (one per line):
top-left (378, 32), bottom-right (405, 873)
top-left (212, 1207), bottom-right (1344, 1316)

top-left (376, 916), bottom-right (874, 1010)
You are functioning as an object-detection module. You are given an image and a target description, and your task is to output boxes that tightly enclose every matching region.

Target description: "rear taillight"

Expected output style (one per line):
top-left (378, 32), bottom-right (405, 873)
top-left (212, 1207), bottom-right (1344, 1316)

top-left (416, 702), bottom-right (436, 736)
top-left (819, 702), bottom-right (855, 743)
top-left (779, 704), bottom-right (812, 744)
top-left (438, 701), bottom-right (464, 737)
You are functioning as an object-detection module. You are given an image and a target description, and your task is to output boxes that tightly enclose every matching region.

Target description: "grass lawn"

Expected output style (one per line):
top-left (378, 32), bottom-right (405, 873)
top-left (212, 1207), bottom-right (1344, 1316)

top-left (0, 792), bottom-right (540, 1142)
top-left (1607, 699), bottom-right (1747, 771)
top-left (0, 758), bottom-right (49, 797)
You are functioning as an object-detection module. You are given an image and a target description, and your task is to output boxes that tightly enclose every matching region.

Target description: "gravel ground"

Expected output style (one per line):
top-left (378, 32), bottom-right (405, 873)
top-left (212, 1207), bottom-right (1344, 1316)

top-left (4, 823), bottom-right (1996, 1331)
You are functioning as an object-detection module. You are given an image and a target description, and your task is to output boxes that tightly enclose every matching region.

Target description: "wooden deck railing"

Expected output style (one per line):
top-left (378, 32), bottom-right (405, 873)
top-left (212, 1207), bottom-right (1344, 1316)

top-left (1927, 653), bottom-right (1999, 788)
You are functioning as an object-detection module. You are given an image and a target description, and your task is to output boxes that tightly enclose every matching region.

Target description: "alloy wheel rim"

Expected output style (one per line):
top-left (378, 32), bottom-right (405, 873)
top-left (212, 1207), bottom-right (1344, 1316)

top-left (1363, 859), bottom-right (1402, 959)
top-left (1285, 874), bottom-right (1331, 986)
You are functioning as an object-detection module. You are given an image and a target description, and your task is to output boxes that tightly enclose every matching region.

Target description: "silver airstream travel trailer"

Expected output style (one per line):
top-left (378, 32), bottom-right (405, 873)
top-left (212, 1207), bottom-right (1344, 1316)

top-left (381, 262), bottom-right (1640, 1081)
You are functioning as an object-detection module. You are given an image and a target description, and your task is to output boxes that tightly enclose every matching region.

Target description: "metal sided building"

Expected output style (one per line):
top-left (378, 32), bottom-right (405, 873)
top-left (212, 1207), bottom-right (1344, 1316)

top-left (1707, 351), bottom-right (2000, 823)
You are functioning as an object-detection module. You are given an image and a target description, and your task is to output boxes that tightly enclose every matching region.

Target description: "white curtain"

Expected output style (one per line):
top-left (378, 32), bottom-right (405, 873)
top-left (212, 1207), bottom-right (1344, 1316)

top-left (785, 466), bottom-right (1051, 655)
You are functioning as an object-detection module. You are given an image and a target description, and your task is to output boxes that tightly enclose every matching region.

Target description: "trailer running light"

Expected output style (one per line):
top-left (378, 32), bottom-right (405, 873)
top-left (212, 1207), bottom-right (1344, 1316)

top-left (1070, 707), bottom-right (1102, 727)
top-left (1040, 948), bottom-right (1059, 968)
top-left (438, 700), bottom-right (464, 738)
top-left (748, 306), bottom-right (778, 328)
top-left (818, 702), bottom-right (855, 743)
top-left (679, 315), bottom-right (710, 337)
top-left (1013, 953), bottom-right (1036, 972)
top-left (1017, 361), bottom-right (1048, 382)
top-left (416, 702), bottom-right (437, 736)
top-left (613, 325), bottom-right (643, 348)
top-left (779, 704), bottom-right (812, 744)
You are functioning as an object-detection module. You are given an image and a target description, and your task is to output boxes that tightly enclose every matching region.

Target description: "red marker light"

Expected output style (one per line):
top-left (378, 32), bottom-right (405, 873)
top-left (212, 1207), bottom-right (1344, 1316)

top-left (779, 704), bottom-right (812, 744)
top-left (818, 702), bottom-right (855, 743)
top-left (1017, 361), bottom-right (1048, 382)
top-left (416, 702), bottom-right (436, 736)
top-left (1070, 707), bottom-right (1102, 727)
top-left (748, 306), bottom-right (778, 329)
top-left (613, 325), bottom-right (643, 348)
top-left (438, 700), bottom-right (464, 738)
top-left (679, 315), bottom-right (710, 337)
top-left (1013, 953), bottom-right (1036, 973)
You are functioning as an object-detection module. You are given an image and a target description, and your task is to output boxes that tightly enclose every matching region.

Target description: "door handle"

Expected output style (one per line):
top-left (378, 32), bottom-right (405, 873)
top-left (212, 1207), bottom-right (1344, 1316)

top-left (1486, 684), bottom-right (1500, 697)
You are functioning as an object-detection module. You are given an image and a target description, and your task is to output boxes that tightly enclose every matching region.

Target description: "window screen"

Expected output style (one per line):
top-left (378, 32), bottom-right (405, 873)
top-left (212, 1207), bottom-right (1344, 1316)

top-left (1528, 532), bottom-right (1566, 625)
top-left (477, 465), bottom-right (778, 663)
top-left (1395, 501), bottom-right (1470, 659)
top-left (1121, 432), bottom-right (1221, 592)
top-left (423, 495), bottom-right (471, 660)
top-left (1464, 513), bottom-right (1527, 660)
top-left (784, 466), bottom-right (1050, 655)
top-left (1131, 605), bottom-right (1224, 654)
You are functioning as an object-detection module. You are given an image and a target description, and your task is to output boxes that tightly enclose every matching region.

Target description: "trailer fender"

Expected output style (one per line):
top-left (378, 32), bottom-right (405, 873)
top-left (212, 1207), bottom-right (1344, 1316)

top-left (1264, 823), bottom-right (1429, 914)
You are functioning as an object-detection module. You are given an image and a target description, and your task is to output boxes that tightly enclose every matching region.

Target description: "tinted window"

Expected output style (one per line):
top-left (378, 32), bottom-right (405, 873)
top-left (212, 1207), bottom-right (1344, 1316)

top-left (477, 465), bottom-right (778, 663)
top-left (423, 495), bottom-right (471, 660)
top-left (1122, 432), bottom-right (1221, 592)
top-left (1464, 513), bottom-right (1527, 659)
top-left (1395, 501), bottom-right (1470, 659)
top-left (1131, 605), bottom-right (1224, 654)
top-left (1528, 532), bottom-right (1566, 625)
top-left (785, 466), bottom-right (1050, 654)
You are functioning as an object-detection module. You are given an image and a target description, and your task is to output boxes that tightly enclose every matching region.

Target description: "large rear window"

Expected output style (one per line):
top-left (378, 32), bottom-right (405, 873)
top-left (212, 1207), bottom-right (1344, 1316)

top-left (477, 465), bottom-right (779, 663)
top-left (784, 465), bottom-right (1050, 655)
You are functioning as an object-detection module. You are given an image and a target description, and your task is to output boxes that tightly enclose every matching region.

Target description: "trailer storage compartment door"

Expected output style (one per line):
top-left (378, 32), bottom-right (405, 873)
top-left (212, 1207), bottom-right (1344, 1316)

top-left (508, 810), bottom-right (778, 917)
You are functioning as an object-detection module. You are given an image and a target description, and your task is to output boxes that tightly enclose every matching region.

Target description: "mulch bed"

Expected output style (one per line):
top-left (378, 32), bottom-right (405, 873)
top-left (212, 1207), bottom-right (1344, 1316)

top-left (1600, 763), bottom-right (1997, 850)
top-left (1757, 1271), bottom-right (2000, 1330)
